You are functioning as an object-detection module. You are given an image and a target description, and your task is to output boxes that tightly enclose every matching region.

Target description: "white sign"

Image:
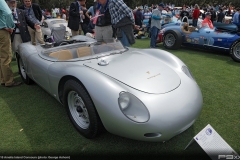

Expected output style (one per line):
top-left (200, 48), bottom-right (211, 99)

top-left (185, 124), bottom-right (239, 160)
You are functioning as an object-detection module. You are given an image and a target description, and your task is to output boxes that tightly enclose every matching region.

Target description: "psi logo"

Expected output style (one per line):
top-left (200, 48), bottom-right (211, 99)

top-left (218, 155), bottom-right (240, 159)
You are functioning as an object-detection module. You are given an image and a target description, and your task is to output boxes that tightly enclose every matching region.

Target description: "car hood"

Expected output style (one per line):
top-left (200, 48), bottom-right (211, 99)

top-left (84, 50), bottom-right (181, 94)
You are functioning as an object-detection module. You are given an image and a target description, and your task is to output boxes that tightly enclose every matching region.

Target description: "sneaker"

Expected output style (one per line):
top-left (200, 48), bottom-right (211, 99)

top-left (5, 82), bottom-right (22, 87)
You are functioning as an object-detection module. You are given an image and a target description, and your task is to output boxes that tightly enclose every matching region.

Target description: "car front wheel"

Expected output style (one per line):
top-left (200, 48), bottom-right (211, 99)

top-left (63, 79), bottom-right (102, 139)
top-left (230, 41), bottom-right (240, 62)
top-left (163, 30), bottom-right (182, 50)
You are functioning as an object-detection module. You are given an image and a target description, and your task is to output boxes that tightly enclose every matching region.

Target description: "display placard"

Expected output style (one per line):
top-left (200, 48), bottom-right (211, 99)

top-left (185, 124), bottom-right (239, 160)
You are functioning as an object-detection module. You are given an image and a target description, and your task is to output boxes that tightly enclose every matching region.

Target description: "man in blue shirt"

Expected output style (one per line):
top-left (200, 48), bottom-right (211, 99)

top-left (150, 3), bottom-right (164, 48)
top-left (86, 0), bottom-right (98, 19)
top-left (0, 0), bottom-right (22, 87)
top-left (233, 8), bottom-right (239, 24)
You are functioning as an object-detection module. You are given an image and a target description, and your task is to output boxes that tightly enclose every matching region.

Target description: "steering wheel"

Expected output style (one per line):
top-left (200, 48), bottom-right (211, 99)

top-left (181, 16), bottom-right (189, 26)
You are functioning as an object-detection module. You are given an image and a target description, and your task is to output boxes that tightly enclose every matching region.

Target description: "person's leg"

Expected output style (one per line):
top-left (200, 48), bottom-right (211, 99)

top-left (35, 27), bottom-right (45, 44)
top-left (103, 25), bottom-right (114, 43)
top-left (28, 26), bottom-right (36, 45)
top-left (193, 19), bottom-right (197, 27)
top-left (95, 26), bottom-right (104, 43)
top-left (0, 30), bottom-right (14, 86)
top-left (81, 23), bottom-right (88, 35)
top-left (78, 24), bottom-right (82, 35)
top-left (150, 26), bottom-right (158, 48)
top-left (118, 30), bottom-right (130, 47)
top-left (71, 30), bottom-right (78, 37)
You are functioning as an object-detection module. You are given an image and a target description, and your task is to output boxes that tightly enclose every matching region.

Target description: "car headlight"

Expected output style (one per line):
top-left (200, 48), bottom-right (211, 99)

top-left (118, 92), bottom-right (150, 123)
top-left (182, 65), bottom-right (195, 81)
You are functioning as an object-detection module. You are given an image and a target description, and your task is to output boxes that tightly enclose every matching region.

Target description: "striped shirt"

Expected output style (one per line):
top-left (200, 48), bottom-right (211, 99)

top-left (108, 0), bottom-right (134, 25)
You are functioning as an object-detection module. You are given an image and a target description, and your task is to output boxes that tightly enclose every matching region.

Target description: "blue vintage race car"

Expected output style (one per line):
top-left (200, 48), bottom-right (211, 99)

top-left (160, 22), bottom-right (240, 62)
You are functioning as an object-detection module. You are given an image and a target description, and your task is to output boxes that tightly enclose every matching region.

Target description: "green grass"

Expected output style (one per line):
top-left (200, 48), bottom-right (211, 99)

top-left (0, 39), bottom-right (239, 159)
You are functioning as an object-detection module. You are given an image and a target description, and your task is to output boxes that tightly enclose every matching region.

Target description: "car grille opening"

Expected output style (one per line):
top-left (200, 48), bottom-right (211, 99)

top-left (144, 133), bottom-right (162, 138)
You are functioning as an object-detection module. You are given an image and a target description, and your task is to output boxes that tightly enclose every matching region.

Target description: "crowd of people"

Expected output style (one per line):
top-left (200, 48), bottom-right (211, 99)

top-left (67, 0), bottom-right (139, 46)
top-left (1, 0), bottom-right (240, 88)
top-left (0, 0), bottom-right (138, 88)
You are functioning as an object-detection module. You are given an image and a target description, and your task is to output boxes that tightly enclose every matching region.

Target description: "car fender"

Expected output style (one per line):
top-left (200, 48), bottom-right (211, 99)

top-left (18, 43), bottom-right (38, 77)
top-left (47, 62), bottom-right (130, 124)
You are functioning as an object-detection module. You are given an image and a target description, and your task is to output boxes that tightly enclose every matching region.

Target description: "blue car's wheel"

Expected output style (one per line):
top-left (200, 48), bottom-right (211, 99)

top-left (230, 41), bottom-right (240, 62)
top-left (63, 79), bottom-right (103, 138)
top-left (163, 30), bottom-right (182, 50)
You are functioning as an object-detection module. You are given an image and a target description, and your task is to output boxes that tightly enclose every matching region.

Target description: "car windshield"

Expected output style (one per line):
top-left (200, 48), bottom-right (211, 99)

top-left (91, 41), bottom-right (125, 54)
top-left (40, 41), bottom-right (127, 61)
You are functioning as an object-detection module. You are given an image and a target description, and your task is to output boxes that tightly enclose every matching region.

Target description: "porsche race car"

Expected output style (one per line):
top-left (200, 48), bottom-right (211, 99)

top-left (16, 37), bottom-right (203, 142)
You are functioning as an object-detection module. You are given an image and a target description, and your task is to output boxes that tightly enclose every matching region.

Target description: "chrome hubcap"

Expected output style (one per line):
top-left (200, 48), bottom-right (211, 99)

top-left (165, 33), bottom-right (176, 47)
top-left (233, 43), bottom-right (240, 59)
top-left (68, 91), bottom-right (90, 129)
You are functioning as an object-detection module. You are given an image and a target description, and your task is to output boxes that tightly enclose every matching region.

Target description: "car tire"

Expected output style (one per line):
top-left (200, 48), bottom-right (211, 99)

top-left (163, 30), bottom-right (182, 50)
top-left (17, 55), bottom-right (33, 85)
top-left (230, 40), bottom-right (240, 62)
top-left (63, 79), bottom-right (102, 139)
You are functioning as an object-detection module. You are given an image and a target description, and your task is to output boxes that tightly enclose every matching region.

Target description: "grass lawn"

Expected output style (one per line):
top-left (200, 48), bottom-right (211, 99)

top-left (0, 39), bottom-right (239, 159)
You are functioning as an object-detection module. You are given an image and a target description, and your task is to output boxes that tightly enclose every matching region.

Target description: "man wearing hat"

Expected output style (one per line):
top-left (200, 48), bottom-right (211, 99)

top-left (202, 12), bottom-right (214, 29)
top-left (0, 0), bottom-right (22, 87)
top-left (150, 3), bottom-right (164, 48)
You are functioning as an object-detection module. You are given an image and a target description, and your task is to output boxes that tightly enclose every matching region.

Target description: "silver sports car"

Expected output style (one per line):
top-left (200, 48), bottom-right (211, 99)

top-left (17, 37), bottom-right (203, 142)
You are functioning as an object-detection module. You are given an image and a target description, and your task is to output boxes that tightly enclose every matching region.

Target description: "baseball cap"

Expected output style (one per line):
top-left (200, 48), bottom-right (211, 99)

top-left (205, 12), bottom-right (212, 16)
top-left (158, 3), bottom-right (164, 8)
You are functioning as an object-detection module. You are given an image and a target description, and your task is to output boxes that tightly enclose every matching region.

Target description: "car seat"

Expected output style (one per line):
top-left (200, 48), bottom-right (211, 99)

top-left (49, 50), bottom-right (73, 60)
top-left (77, 47), bottom-right (92, 58)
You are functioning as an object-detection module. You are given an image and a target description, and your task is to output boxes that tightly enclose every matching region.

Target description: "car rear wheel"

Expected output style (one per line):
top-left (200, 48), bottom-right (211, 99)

top-left (17, 55), bottom-right (33, 85)
top-left (230, 41), bottom-right (240, 62)
top-left (63, 79), bottom-right (102, 138)
top-left (163, 30), bottom-right (182, 50)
